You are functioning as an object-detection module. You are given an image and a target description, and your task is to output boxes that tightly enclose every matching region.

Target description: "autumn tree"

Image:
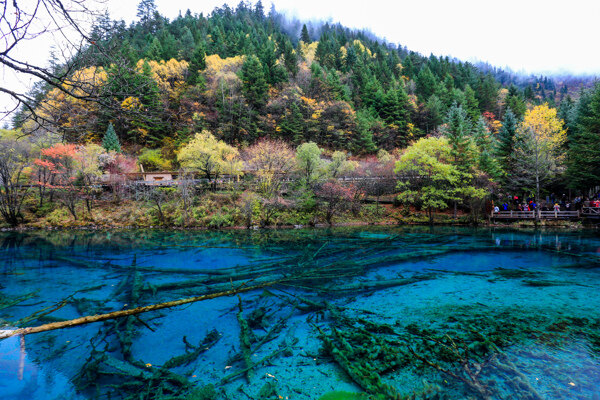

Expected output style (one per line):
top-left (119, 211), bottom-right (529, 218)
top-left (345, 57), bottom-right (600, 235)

top-left (35, 143), bottom-right (81, 219)
top-left (316, 180), bottom-right (361, 225)
top-left (244, 139), bottom-right (295, 197)
top-left (326, 151), bottom-right (356, 178)
top-left (177, 130), bottom-right (242, 181)
top-left (510, 104), bottom-right (567, 207)
top-left (355, 151), bottom-right (396, 214)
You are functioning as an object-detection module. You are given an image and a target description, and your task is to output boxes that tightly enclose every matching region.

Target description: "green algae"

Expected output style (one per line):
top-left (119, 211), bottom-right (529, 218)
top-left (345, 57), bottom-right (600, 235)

top-left (318, 391), bottom-right (367, 400)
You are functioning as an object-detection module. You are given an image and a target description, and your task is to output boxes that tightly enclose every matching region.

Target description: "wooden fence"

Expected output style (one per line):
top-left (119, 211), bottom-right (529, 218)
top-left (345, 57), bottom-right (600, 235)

top-left (491, 210), bottom-right (581, 220)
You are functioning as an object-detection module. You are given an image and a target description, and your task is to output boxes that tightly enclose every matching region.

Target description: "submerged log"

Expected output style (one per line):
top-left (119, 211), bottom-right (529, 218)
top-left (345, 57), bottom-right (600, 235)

top-left (0, 279), bottom-right (281, 340)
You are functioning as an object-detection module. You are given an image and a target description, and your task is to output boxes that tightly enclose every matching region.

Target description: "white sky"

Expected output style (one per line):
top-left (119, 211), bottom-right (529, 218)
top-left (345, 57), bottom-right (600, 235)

top-left (2, 0), bottom-right (599, 121)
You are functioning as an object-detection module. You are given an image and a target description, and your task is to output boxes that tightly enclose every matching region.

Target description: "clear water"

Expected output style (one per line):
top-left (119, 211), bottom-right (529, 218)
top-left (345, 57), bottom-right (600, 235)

top-left (0, 227), bottom-right (599, 400)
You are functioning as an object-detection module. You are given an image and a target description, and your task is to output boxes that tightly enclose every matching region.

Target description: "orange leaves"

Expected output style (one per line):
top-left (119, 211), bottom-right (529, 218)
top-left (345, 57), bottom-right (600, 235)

top-left (40, 143), bottom-right (78, 160)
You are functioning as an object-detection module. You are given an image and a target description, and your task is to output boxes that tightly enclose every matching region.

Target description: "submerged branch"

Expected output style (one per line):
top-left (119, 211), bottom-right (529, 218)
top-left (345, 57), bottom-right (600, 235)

top-left (0, 279), bottom-right (282, 340)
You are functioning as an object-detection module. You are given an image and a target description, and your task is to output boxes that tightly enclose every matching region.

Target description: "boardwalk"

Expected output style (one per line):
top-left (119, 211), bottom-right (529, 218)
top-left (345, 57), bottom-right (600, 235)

top-left (492, 207), bottom-right (600, 220)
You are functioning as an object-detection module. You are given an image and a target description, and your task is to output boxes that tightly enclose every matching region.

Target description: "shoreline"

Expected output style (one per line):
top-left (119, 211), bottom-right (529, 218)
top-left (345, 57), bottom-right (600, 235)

top-left (0, 218), bottom-right (594, 232)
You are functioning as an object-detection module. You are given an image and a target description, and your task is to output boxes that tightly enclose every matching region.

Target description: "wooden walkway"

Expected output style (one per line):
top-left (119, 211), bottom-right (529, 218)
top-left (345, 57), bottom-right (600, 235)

top-left (492, 207), bottom-right (600, 220)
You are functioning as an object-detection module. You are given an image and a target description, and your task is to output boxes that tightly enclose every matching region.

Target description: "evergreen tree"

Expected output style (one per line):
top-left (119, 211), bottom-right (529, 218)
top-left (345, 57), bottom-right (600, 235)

top-left (496, 107), bottom-right (518, 180)
top-left (444, 103), bottom-right (474, 171)
top-left (416, 66), bottom-right (437, 100)
top-left (178, 27), bottom-right (195, 60)
top-left (475, 75), bottom-right (498, 112)
top-left (282, 41), bottom-right (298, 76)
top-left (473, 117), bottom-right (501, 179)
top-left (380, 87), bottom-right (409, 128)
top-left (145, 37), bottom-right (163, 61)
top-left (354, 110), bottom-right (377, 154)
top-left (300, 24), bottom-right (311, 44)
top-left (566, 85), bottom-right (600, 191)
top-left (424, 94), bottom-right (445, 132)
top-left (254, 0), bottom-right (265, 19)
top-left (187, 43), bottom-right (206, 85)
top-left (240, 55), bottom-right (268, 109)
top-left (279, 102), bottom-right (305, 143)
top-left (137, 0), bottom-right (157, 23)
top-left (504, 85), bottom-right (526, 119)
top-left (463, 84), bottom-right (480, 121)
top-left (102, 123), bottom-right (121, 152)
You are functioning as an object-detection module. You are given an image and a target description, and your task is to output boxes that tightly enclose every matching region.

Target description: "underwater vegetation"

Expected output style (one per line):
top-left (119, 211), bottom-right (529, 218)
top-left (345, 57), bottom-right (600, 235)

top-left (0, 227), bottom-right (600, 399)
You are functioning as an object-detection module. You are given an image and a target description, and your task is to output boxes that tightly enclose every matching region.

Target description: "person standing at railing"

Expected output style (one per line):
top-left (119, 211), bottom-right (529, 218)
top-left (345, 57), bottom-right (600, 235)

top-left (554, 203), bottom-right (561, 212)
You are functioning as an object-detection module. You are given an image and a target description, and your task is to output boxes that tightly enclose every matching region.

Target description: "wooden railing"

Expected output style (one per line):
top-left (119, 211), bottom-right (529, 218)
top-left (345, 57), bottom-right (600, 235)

top-left (582, 207), bottom-right (600, 216)
top-left (491, 210), bottom-right (580, 219)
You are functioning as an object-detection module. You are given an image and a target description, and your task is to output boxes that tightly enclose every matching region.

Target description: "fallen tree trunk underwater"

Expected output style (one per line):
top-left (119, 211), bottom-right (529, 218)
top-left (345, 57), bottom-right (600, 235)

top-left (0, 279), bottom-right (281, 340)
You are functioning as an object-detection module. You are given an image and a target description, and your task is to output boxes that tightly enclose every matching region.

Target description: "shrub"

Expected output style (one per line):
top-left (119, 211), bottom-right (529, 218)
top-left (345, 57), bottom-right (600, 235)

top-left (138, 148), bottom-right (172, 171)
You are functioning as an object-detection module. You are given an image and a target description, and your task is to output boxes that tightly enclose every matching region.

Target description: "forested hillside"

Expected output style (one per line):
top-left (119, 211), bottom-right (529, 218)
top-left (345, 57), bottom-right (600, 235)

top-left (15, 0), bottom-right (568, 154)
top-left (3, 0), bottom-right (600, 229)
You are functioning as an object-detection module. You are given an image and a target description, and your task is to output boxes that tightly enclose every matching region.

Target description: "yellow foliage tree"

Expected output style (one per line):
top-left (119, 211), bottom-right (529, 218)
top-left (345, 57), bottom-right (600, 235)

top-left (28, 66), bottom-right (107, 141)
top-left (203, 54), bottom-right (245, 97)
top-left (177, 130), bottom-right (243, 180)
top-left (512, 104), bottom-right (567, 210)
top-left (137, 59), bottom-right (189, 101)
top-left (519, 103), bottom-right (567, 153)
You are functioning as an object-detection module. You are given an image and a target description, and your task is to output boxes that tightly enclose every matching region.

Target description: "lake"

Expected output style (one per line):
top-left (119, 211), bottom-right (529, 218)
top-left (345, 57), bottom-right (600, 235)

top-left (1, 227), bottom-right (599, 400)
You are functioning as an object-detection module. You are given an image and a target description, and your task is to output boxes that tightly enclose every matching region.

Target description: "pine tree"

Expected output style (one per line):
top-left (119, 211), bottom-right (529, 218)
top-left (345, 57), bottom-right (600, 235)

top-left (137, 0), bottom-right (157, 23)
top-left (300, 24), bottom-right (311, 44)
top-left (444, 103), bottom-right (474, 172)
top-left (102, 123), bottom-right (121, 152)
top-left (145, 37), bottom-right (163, 61)
top-left (504, 85), bottom-right (526, 119)
top-left (463, 84), bottom-right (480, 121)
top-left (178, 27), bottom-right (195, 60)
top-left (416, 66), bottom-right (437, 100)
top-left (424, 94), bottom-right (445, 132)
top-left (255, 0), bottom-right (265, 19)
top-left (566, 85), bottom-right (600, 191)
top-left (473, 117), bottom-right (501, 179)
top-left (496, 108), bottom-right (518, 181)
top-left (279, 102), bottom-right (305, 143)
top-left (282, 41), bottom-right (298, 77)
top-left (354, 110), bottom-right (377, 154)
top-left (187, 43), bottom-right (206, 85)
top-left (240, 55), bottom-right (268, 109)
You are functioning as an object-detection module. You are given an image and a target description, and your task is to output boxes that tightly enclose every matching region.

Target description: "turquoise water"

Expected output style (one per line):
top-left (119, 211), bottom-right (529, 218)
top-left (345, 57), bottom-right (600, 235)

top-left (0, 227), bottom-right (599, 399)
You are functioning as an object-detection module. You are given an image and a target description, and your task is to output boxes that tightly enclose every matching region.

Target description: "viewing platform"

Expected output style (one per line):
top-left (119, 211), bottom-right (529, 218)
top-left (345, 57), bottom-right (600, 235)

top-left (491, 207), bottom-right (600, 220)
